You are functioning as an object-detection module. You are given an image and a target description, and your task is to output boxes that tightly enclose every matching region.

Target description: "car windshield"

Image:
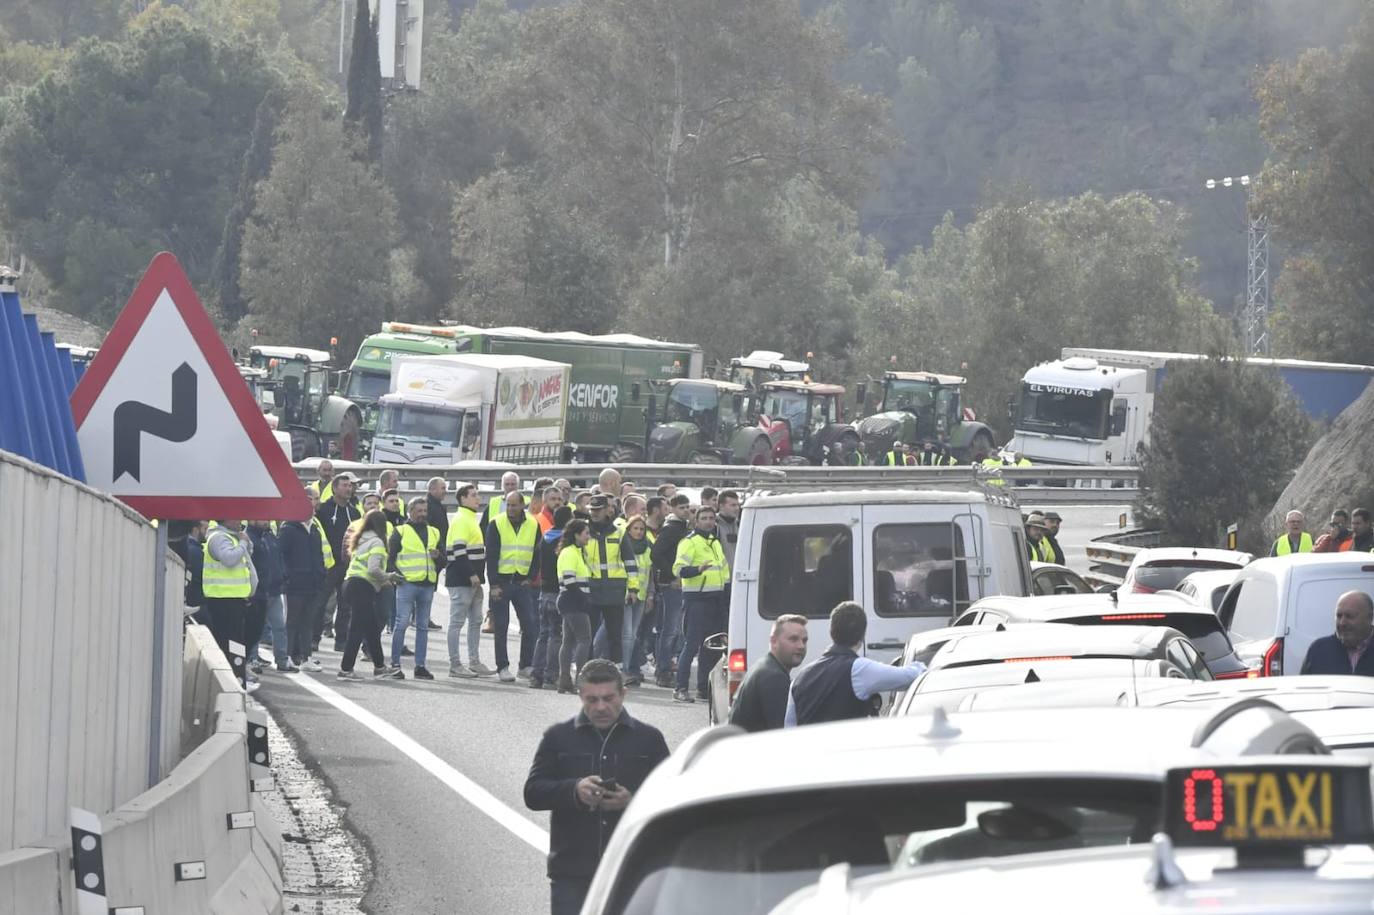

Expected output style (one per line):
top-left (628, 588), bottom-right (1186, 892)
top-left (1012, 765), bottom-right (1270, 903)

top-left (1016, 383), bottom-right (1110, 439)
top-left (1132, 560), bottom-right (1242, 592)
top-left (377, 403), bottom-right (463, 444)
top-left (604, 781), bottom-right (1157, 915)
top-left (346, 369), bottom-right (392, 402)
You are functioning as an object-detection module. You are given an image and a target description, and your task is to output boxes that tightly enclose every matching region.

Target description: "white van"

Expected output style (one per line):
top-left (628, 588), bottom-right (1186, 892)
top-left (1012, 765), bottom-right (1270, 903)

top-left (707, 488), bottom-right (1032, 722)
top-left (1217, 552), bottom-right (1374, 676)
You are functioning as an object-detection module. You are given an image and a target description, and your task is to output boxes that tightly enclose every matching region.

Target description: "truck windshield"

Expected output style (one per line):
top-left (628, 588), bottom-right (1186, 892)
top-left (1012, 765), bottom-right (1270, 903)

top-left (377, 403), bottom-right (463, 445)
top-left (1016, 384), bottom-right (1109, 439)
top-left (665, 384), bottom-right (719, 424)
top-left (347, 370), bottom-right (392, 403)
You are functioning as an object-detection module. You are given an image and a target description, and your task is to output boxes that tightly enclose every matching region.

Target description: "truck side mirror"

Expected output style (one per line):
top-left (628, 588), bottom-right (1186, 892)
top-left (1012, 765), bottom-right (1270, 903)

top-left (647, 394), bottom-right (658, 419)
top-left (855, 381), bottom-right (867, 407)
top-left (1110, 405), bottom-right (1127, 435)
top-left (732, 394), bottom-right (744, 415)
top-left (631, 382), bottom-right (641, 402)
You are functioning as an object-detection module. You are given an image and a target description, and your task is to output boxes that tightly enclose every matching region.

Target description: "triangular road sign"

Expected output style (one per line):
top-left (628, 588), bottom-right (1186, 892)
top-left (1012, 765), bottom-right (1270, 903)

top-left (70, 252), bottom-right (312, 521)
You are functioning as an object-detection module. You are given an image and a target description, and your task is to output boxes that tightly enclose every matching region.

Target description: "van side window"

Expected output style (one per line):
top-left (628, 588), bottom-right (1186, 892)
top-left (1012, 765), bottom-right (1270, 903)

top-left (759, 525), bottom-right (853, 619)
top-left (1228, 581), bottom-right (1280, 643)
top-left (873, 524), bottom-right (968, 617)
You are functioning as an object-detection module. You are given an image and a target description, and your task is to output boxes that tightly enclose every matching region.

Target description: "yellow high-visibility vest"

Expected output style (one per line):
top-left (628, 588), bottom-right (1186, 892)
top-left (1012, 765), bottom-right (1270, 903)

top-left (493, 513), bottom-right (538, 576)
top-left (396, 523), bottom-right (440, 584)
top-left (1273, 532), bottom-right (1313, 555)
top-left (674, 533), bottom-right (729, 593)
top-left (203, 526), bottom-right (252, 598)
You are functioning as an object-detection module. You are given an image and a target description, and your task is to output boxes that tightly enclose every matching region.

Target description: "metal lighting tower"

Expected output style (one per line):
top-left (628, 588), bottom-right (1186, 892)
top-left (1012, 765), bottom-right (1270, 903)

top-left (1204, 174), bottom-right (1270, 356)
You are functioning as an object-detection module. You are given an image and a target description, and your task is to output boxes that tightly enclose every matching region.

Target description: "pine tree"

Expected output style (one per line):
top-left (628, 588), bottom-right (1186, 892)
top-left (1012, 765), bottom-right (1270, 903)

top-left (344, 0), bottom-right (384, 166)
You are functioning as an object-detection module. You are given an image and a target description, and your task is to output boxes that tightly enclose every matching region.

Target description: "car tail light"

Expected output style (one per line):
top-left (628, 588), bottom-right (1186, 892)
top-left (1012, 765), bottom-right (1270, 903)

top-left (1101, 613), bottom-right (1167, 621)
top-left (1259, 638), bottom-right (1283, 677)
top-left (727, 649), bottom-right (747, 702)
top-left (1131, 583), bottom-right (1157, 594)
top-left (1214, 669), bottom-right (1259, 680)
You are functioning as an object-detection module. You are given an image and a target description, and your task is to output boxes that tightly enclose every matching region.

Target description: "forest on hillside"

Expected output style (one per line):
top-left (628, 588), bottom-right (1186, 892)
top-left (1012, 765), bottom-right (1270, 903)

top-left (2, 0), bottom-right (1371, 429)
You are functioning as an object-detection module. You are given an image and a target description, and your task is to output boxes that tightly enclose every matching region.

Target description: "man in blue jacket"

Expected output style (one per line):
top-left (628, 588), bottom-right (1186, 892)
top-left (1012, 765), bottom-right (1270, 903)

top-left (1301, 590), bottom-right (1374, 676)
top-left (280, 509), bottom-right (326, 672)
top-left (247, 521), bottom-right (288, 673)
top-left (524, 660), bottom-right (670, 915)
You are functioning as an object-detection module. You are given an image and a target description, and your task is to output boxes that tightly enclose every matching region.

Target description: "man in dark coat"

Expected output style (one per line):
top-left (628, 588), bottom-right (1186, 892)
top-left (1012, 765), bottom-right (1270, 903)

top-left (524, 660), bottom-right (670, 915)
top-left (729, 614), bottom-right (809, 732)
top-left (1301, 590), bottom-right (1374, 676)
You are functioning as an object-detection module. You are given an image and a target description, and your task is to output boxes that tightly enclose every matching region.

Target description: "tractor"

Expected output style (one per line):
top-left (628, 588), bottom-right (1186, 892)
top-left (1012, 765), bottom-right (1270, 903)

top-left (756, 380), bottom-right (858, 465)
top-left (855, 371), bottom-right (995, 463)
top-left (644, 378), bottom-right (772, 464)
top-left (723, 350), bottom-right (811, 390)
top-left (246, 346), bottom-right (365, 461)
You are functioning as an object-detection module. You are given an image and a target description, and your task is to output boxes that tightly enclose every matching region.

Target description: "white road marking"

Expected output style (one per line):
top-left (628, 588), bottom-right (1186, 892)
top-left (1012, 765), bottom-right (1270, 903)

top-left (284, 672), bottom-right (551, 853)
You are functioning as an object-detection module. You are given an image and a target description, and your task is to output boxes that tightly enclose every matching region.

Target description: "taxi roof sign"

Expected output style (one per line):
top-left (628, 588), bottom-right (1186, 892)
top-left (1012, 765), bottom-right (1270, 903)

top-left (1163, 759), bottom-right (1373, 852)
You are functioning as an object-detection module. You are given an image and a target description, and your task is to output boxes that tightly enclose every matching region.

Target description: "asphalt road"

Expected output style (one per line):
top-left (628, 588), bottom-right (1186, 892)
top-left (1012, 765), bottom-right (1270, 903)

top-left (255, 501), bottom-right (1132, 913)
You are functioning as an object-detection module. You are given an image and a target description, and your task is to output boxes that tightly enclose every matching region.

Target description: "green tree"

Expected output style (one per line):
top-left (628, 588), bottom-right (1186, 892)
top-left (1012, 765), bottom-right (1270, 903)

top-left (344, 0), bottom-right (383, 166)
top-left (239, 89), bottom-right (399, 354)
top-left (1256, 9), bottom-right (1374, 363)
top-left (855, 192), bottom-right (1224, 436)
top-left (0, 12), bottom-right (278, 320)
top-left (1138, 357), bottom-right (1311, 546)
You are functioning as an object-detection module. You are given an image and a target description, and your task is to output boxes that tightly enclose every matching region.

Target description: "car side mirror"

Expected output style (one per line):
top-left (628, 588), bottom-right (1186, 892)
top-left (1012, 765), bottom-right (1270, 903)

top-left (1095, 584), bottom-right (1117, 594)
top-left (703, 632), bottom-right (727, 652)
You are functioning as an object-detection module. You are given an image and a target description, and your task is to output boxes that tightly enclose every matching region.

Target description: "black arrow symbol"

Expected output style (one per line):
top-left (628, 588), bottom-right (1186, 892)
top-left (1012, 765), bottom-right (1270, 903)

top-left (113, 362), bottom-right (198, 482)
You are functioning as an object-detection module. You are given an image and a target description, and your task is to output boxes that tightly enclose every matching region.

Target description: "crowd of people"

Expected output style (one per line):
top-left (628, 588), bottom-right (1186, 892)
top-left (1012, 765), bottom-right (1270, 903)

top-left (1271, 507), bottom-right (1374, 555)
top-left (168, 460), bottom-right (742, 702)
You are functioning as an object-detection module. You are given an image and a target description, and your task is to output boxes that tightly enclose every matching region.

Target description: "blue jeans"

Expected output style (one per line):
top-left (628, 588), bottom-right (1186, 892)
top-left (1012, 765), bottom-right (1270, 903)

top-left (655, 586), bottom-right (684, 681)
top-left (447, 584), bottom-right (485, 667)
top-left (676, 592), bottom-right (726, 692)
top-left (489, 580), bottom-right (538, 671)
top-left (531, 592), bottom-right (561, 681)
top-left (392, 582), bottom-right (435, 667)
top-left (622, 597), bottom-right (645, 675)
top-left (265, 594), bottom-right (288, 668)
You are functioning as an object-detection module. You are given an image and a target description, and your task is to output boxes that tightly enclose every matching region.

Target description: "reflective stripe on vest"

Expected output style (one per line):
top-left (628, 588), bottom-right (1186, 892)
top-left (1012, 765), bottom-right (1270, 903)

top-left (347, 541), bottom-right (386, 580)
top-left (312, 517), bottom-right (335, 570)
top-left (1273, 532), bottom-right (1313, 555)
top-left (203, 527), bottom-right (252, 598)
top-left (396, 524), bottom-right (439, 584)
top-left (446, 506), bottom-right (486, 563)
top-left (558, 545), bottom-right (592, 590)
top-left (494, 513), bottom-right (538, 576)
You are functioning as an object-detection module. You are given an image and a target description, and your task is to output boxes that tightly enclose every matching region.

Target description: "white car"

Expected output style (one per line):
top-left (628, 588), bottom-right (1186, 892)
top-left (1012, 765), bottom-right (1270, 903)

top-left (1218, 552), bottom-right (1374, 676)
top-left (1120, 547), bottom-right (1252, 594)
top-left (578, 704), bottom-right (1328, 915)
top-left (1030, 561), bottom-right (1093, 596)
top-left (1175, 568), bottom-right (1240, 614)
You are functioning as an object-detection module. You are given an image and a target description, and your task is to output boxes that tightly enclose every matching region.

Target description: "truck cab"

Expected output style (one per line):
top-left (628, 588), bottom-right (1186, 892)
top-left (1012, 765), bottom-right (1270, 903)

top-left (757, 380), bottom-right (856, 465)
top-left (725, 350), bottom-right (810, 390)
top-left (709, 487), bottom-right (1031, 723)
top-left (1007, 357), bottom-right (1147, 465)
top-left (856, 371), bottom-right (995, 462)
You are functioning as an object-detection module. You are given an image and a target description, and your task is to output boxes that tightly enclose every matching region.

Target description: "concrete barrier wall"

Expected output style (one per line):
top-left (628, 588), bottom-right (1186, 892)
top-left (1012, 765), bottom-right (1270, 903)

top-left (0, 449), bottom-right (183, 853)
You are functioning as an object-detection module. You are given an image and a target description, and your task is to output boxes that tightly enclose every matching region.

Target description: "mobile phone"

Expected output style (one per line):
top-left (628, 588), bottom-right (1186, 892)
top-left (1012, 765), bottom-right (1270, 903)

top-left (599, 778), bottom-right (619, 792)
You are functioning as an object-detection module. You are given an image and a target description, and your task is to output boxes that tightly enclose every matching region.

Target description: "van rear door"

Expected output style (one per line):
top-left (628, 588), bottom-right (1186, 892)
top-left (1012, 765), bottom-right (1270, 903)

top-left (860, 503), bottom-right (984, 660)
top-left (746, 509), bottom-right (861, 670)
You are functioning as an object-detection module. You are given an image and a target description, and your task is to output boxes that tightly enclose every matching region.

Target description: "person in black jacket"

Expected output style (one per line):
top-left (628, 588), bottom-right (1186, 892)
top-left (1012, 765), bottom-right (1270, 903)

top-left (1301, 590), bottom-right (1374, 676)
top-left (280, 511), bottom-right (326, 672)
top-left (729, 614), bottom-right (809, 732)
top-left (650, 495), bottom-right (691, 687)
top-left (168, 520), bottom-right (206, 618)
top-left (524, 660), bottom-right (670, 915)
top-left (316, 472), bottom-right (362, 649)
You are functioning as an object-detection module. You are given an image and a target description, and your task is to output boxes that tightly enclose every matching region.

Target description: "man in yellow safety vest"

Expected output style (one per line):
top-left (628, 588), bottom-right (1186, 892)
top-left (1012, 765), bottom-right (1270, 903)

top-left (387, 496), bottom-right (444, 679)
top-left (203, 519), bottom-right (258, 688)
top-left (1271, 510), bottom-right (1314, 556)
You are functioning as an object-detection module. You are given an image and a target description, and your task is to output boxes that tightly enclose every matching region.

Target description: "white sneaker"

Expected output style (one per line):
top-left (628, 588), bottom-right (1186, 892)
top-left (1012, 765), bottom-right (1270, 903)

top-left (497, 667), bottom-right (516, 683)
top-left (246, 680), bottom-right (261, 693)
top-left (468, 662), bottom-right (495, 677)
top-left (305, 658), bottom-right (323, 673)
top-left (449, 665), bottom-right (478, 679)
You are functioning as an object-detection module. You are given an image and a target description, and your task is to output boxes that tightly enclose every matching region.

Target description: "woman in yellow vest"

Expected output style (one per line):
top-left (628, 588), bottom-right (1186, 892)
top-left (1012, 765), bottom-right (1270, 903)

top-left (556, 519), bottom-right (594, 693)
top-left (339, 511), bottom-right (404, 680)
top-left (620, 515), bottom-right (653, 687)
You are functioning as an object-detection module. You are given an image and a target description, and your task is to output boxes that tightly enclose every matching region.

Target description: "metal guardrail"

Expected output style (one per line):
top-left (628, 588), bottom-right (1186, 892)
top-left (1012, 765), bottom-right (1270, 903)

top-left (293, 461), bottom-right (1141, 503)
top-left (1084, 528), bottom-right (1165, 589)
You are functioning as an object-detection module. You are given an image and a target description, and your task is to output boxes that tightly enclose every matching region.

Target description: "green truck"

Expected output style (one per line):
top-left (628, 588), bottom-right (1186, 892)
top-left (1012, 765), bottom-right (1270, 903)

top-left (345, 322), bottom-right (704, 462)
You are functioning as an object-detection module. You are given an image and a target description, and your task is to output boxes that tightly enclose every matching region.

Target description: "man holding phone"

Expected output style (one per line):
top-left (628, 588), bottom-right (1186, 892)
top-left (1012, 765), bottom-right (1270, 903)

top-left (524, 660), bottom-right (670, 915)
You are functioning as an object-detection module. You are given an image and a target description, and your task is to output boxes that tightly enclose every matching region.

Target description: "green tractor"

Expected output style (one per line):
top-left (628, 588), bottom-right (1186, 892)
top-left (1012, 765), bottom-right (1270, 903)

top-left (644, 378), bottom-right (773, 464)
top-left (247, 346), bottom-right (365, 461)
top-left (855, 371), bottom-right (996, 463)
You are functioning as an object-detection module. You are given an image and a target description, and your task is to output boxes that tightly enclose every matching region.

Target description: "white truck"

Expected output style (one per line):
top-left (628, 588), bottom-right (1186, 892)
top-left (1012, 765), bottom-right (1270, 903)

top-left (371, 354), bottom-right (570, 465)
top-left (1007, 347), bottom-right (1374, 466)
